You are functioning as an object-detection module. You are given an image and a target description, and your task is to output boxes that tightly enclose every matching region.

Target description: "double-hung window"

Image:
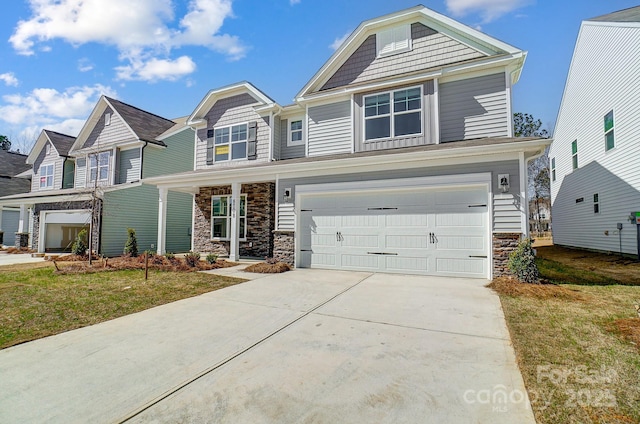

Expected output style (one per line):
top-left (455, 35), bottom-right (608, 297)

top-left (39, 164), bottom-right (54, 189)
top-left (89, 151), bottom-right (110, 182)
top-left (288, 118), bottom-right (304, 146)
top-left (214, 123), bottom-right (247, 161)
top-left (364, 87), bottom-right (422, 141)
top-left (211, 195), bottom-right (246, 240)
top-left (551, 157), bottom-right (556, 182)
top-left (604, 110), bottom-right (614, 151)
top-left (571, 140), bottom-right (578, 170)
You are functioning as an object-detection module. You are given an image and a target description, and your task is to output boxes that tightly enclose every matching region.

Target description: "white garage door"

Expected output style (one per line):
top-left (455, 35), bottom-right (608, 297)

top-left (298, 186), bottom-right (488, 278)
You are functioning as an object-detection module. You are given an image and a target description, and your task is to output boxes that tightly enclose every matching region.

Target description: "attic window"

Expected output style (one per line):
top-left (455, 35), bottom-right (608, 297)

top-left (45, 144), bottom-right (51, 155)
top-left (105, 113), bottom-right (111, 126)
top-left (377, 24), bottom-right (412, 57)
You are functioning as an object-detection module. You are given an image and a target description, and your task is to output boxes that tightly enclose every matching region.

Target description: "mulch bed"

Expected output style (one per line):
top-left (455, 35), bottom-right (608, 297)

top-left (243, 262), bottom-right (291, 273)
top-left (610, 318), bottom-right (640, 352)
top-left (2, 247), bottom-right (36, 254)
top-left (487, 276), bottom-right (585, 301)
top-left (50, 254), bottom-right (238, 274)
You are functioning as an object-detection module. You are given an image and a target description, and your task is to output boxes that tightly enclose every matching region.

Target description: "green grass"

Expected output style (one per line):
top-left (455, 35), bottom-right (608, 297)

top-left (537, 258), bottom-right (621, 285)
top-left (0, 263), bottom-right (245, 349)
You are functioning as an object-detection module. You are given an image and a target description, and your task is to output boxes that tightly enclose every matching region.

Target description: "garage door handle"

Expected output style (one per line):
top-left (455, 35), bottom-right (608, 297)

top-left (468, 204), bottom-right (487, 208)
top-left (468, 255), bottom-right (487, 258)
top-left (367, 252), bottom-right (398, 255)
top-left (367, 207), bottom-right (398, 210)
top-left (336, 231), bottom-right (344, 241)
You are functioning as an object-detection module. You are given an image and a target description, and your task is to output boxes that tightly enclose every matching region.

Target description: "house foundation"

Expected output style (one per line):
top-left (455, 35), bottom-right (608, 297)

top-left (492, 233), bottom-right (521, 277)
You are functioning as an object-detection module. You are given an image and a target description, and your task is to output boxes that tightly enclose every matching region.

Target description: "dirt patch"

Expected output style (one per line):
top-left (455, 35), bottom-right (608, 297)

top-left (610, 318), bottom-right (640, 352)
top-left (244, 262), bottom-right (291, 273)
top-left (487, 276), bottom-right (585, 301)
top-left (52, 254), bottom-right (238, 274)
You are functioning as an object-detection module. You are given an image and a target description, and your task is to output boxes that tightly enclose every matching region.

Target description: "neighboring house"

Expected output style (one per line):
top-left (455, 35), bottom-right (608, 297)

top-left (0, 149), bottom-right (31, 247)
top-left (146, 5), bottom-right (550, 279)
top-left (550, 6), bottom-right (640, 255)
top-left (529, 198), bottom-right (551, 233)
top-left (0, 97), bottom-right (194, 255)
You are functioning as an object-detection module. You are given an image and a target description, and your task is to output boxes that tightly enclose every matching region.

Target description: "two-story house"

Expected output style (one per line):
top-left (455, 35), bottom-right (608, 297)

top-left (0, 97), bottom-right (194, 255)
top-left (0, 149), bottom-right (31, 247)
top-left (550, 6), bottom-right (640, 255)
top-left (145, 5), bottom-right (550, 279)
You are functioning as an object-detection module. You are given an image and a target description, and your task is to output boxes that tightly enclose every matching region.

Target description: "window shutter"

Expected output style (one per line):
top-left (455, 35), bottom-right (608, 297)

top-left (206, 130), bottom-right (214, 165)
top-left (377, 28), bottom-right (394, 56)
top-left (247, 121), bottom-right (258, 160)
top-left (394, 25), bottom-right (410, 51)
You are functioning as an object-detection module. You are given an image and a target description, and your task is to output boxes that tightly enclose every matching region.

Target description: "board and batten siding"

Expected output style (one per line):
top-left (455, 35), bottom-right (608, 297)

top-left (194, 93), bottom-right (270, 170)
top-left (276, 160), bottom-right (522, 233)
top-left (439, 73), bottom-right (509, 142)
top-left (321, 23), bottom-right (485, 91)
top-left (272, 115), bottom-right (281, 160)
top-left (307, 101), bottom-right (351, 157)
top-left (117, 148), bottom-right (141, 184)
top-left (278, 117), bottom-right (306, 160)
top-left (550, 23), bottom-right (640, 255)
top-left (31, 141), bottom-right (65, 192)
top-left (82, 106), bottom-right (136, 150)
top-left (354, 80), bottom-right (437, 152)
top-left (101, 184), bottom-right (192, 256)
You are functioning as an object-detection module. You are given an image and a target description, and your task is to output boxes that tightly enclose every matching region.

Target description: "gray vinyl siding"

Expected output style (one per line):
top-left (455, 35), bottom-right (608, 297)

top-left (101, 185), bottom-right (192, 256)
top-left (272, 115), bottom-right (281, 160)
top-left (75, 158), bottom-right (86, 189)
top-left (82, 107), bottom-right (136, 149)
top-left (321, 23), bottom-right (485, 91)
top-left (307, 101), bottom-right (351, 156)
top-left (1, 209), bottom-right (19, 246)
top-left (277, 160), bottom-right (521, 232)
top-left (62, 159), bottom-right (75, 189)
top-left (194, 94), bottom-right (270, 170)
top-left (279, 117), bottom-right (306, 160)
top-left (550, 24), bottom-right (640, 255)
top-left (117, 148), bottom-right (141, 184)
top-left (439, 73), bottom-right (509, 142)
top-left (143, 128), bottom-right (194, 178)
top-left (31, 141), bottom-right (65, 192)
top-left (354, 80), bottom-right (437, 152)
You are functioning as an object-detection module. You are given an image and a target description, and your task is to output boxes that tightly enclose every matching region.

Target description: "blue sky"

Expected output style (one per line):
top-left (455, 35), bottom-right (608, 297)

top-left (0, 0), bottom-right (638, 152)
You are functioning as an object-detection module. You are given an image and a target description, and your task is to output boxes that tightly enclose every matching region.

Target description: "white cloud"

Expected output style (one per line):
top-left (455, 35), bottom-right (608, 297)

top-left (330, 31), bottom-right (351, 51)
top-left (115, 56), bottom-right (197, 82)
top-left (9, 0), bottom-right (245, 81)
top-left (0, 84), bottom-right (116, 135)
top-left (445, 0), bottom-right (531, 23)
top-left (0, 73), bottom-right (19, 87)
top-left (78, 58), bottom-right (94, 72)
top-left (290, 0), bottom-right (301, 5)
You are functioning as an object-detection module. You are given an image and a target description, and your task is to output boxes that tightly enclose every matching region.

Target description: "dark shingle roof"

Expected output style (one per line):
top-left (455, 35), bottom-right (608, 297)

top-left (106, 97), bottom-right (175, 145)
top-left (589, 6), bottom-right (640, 22)
top-left (44, 130), bottom-right (76, 156)
top-left (0, 150), bottom-right (31, 196)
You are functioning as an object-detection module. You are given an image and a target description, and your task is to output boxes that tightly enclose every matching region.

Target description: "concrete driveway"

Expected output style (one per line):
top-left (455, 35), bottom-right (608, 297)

top-left (0, 269), bottom-right (534, 423)
top-left (0, 252), bottom-right (45, 266)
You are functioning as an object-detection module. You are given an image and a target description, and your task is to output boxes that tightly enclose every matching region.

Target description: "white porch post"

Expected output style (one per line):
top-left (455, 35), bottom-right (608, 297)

top-left (229, 182), bottom-right (241, 261)
top-left (157, 187), bottom-right (168, 255)
top-left (18, 204), bottom-right (27, 233)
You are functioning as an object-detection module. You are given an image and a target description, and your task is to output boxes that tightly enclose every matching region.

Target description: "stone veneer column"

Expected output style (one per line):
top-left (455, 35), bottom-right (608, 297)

top-left (15, 233), bottom-right (29, 249)
top-left (492, 233), bottom-right (521, 277)
top-left (273, 230), bottom-right (295, 267)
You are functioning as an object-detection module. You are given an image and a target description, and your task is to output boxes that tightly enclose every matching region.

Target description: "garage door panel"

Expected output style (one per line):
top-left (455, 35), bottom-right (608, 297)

top-left (385, 213), bottom-right (429, 228)
top-left (435, 235), bottom-right (484, 250)
top-left (341, 215), bottom-right (378, 227)
top-left (310, 234), bottom-right (337, 248)
top-left (435, 212), bottom-right (484, 227)
top-left (386, 235), bottom-right (428, 249)
top-left (341, 234), bottom-right (380, 248)
top-left (436, 258), bottom-right (485, 275)
top-left (340, 254), bottom-right (379, 270)
top-left (385, 256), bottom-right (429, 273)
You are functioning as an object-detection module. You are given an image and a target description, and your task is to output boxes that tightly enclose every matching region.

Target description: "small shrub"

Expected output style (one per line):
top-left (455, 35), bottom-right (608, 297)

top-left (165, 252), bottom-right (175, 260)
top-left (71, 229), bottom-right (88, 256)
top-left (508, 238), bottom-right (540, 284)
top-left (206, 253), bottom-right (218, 264)
top-left (184, 251), bottom-right (201, 267)
top-left (124, 228), bottom-right (138, 257)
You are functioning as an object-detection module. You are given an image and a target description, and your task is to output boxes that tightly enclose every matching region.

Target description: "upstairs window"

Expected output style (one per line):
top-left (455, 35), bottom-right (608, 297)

top-left (288, 119), bottom-right (304, 146)
top-left (39, 164), bottom-right (54, 188)
top-left (364, 87), bottom-right (422, 141)
top-left (604, 110), bottom-right (614, 151)
top-left (551, 157), bottom-right (556, 182)
top-left (211, 195), bottom-right (246, 240)
top-left (89, 151), bottom-right (110, 183)
top-left (377, 24), bottom-right (412, 57)
top-left (214, 123), bottom-right (247, 161)
top-left (571, 140), bottom-right (578, 170)
top-left (593, 193), bottom-right (600, 214)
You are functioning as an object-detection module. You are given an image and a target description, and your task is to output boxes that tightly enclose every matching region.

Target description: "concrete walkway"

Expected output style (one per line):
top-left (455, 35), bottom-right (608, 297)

top-left (0, 252), bottom-right (45, 266)
top-left (0, 269), bottom-right (534, 423)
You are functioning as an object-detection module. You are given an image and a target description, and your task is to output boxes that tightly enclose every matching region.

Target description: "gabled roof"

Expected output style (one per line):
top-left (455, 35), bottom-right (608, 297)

top-left (157, 116), bottom-right (193, 141)
top-left (187, 81), bottom-right (278, 126)
top-left (588, 5), bottom-right (640, 23)
top-left (297, 5), bottom-right (524, 99)
top-left (0, 150), bottom-right (31, 197)
top-left (26, 129), bottom-right (76, 164)
top-left (70, 96), bottom-right (175, 152)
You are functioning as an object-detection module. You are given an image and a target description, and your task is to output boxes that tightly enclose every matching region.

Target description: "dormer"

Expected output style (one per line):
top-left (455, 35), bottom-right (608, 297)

top-left (26, 130), bottom-right (76, 192)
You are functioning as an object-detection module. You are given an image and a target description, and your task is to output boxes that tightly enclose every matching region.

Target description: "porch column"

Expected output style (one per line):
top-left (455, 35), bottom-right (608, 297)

top-left (229, 182), bottom-right (241, 261)
top-left (17, 204), bottom-right (27, 233)
top-left (157, 187), bottom-right (168, 255)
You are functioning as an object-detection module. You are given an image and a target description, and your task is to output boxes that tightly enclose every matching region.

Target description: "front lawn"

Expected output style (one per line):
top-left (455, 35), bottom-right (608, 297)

top-left (491, 246), bottom-right (640, 424)
top-left (0, 262), bottom-right (245, 350)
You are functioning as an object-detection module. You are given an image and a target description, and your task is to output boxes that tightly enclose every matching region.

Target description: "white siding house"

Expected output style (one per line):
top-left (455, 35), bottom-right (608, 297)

top-left (550, 6), bottom-right (640, 255)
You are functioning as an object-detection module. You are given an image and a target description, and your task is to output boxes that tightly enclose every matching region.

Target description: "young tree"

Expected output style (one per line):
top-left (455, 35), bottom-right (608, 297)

top-left (0, 135), bottom-right (11, 150)
top-left (513, 112), bottom-right (550, 138)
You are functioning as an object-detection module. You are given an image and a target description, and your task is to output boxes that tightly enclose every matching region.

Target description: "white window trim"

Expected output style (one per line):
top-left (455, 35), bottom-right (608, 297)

top-left (363, 85), bottom-right (423, 142)
top-left (287, 117), bottom-right (305, 147)
top-left (551, 157), bottom-right (556, 182)
top-left (376, 24), bottom-right (412, 58)
top-left (571, 140), bottom-right (578, 170)
top-left (604, 110), bottom-right (614, 152)
top-left (593, 193), bottom-right (600, 215)
top-left (45, 143), bottom-right (51, 155)
top-left (89, 151), bottom-right (110, 183)
top-left (213, 122), bottom-right (248, 163)
top-left (105, 113), bottom-right (111, 126)
top-left (211, 194), bottom-right (247, 241)
top-left (39, 164), bottom-right (54, 189)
